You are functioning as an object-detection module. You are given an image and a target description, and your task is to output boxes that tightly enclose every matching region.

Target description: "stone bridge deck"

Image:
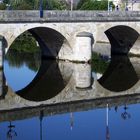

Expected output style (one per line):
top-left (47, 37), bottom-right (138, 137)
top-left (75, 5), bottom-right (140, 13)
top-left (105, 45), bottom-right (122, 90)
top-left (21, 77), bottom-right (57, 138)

top-left (0, 10), bottom-right (140, 22)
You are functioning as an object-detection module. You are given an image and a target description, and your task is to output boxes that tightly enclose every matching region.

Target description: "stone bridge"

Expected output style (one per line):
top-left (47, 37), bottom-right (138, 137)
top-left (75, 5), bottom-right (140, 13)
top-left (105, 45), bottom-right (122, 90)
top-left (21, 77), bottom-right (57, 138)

top-left (1, 11), bottom-right (140, 121)
top-left (0, 11), bottom-right (140, 63)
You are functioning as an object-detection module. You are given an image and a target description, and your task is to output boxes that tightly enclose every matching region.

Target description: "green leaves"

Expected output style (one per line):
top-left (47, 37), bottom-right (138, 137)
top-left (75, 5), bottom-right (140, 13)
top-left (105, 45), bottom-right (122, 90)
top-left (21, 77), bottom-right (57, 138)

top-left (10, 32), bottom-right (40, 53)
top-left (3, 0), bottom-right (68, 10)
top-left (77, 0), bottom-right (115, 10)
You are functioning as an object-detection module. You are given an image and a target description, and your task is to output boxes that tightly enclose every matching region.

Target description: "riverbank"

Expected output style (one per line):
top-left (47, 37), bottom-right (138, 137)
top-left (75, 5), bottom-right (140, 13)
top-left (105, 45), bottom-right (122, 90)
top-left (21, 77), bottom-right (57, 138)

top-left (93, 41), bottom-right (140, 57)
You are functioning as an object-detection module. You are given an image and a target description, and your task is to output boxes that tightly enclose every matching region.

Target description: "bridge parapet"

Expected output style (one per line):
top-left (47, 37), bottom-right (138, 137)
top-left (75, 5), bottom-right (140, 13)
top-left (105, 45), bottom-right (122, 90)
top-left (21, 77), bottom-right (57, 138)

top-left (0, 10), bottom-right (140, 22)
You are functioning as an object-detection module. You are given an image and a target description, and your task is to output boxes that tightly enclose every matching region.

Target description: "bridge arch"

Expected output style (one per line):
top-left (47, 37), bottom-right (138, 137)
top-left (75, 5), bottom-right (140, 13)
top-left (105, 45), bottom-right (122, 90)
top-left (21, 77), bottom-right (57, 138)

top-left (7, 26), bottom-right (72, 60)
top-left (104, 25), bottom-right (139, 54)
top-left (95, 22), bottom-right (140, 43)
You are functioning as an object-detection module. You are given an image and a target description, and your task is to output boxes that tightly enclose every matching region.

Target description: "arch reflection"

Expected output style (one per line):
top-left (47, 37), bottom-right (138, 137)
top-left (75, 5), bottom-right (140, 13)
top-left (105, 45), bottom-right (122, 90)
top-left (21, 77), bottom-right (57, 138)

top-left (16, 60), bottom-right (72, 102)
top-left (98, 55), bottom-right (139, 92)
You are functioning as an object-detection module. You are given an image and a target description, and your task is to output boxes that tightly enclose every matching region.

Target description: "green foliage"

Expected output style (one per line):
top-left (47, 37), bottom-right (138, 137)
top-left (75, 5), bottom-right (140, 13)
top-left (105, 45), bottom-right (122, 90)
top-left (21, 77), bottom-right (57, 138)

top-left (12, 1), bottom-right (32, 10)
top-left (5, 50), bottom-right (41, 71)
top-left (48, 0), bottom-right (68, 10)
top-left (3, 0), bottom-right (9, 4)
top-left (92, 53), bottom-right (109, 74)
top-left (77, 0), bottom-right (89, 10)
top-left (77, 0), bottom-right (115, 10)
top-left (6, 31), bottom-right (41, 71)
top-left (0, 3), bottom-right (6, 10)
top-left (3, 0), bottom-right (68, 10)
top-left (10, 32), bottom-right (40, 53)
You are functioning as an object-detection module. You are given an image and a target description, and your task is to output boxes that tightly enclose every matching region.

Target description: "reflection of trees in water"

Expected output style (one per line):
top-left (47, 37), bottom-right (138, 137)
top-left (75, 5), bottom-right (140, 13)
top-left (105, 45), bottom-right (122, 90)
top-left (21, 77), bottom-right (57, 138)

top-left (92, 53), bottom-right (110, 74)
top-left (5, 50), bottom-right (41, 72)
top-left (7, 121), bottom-right (17, 140)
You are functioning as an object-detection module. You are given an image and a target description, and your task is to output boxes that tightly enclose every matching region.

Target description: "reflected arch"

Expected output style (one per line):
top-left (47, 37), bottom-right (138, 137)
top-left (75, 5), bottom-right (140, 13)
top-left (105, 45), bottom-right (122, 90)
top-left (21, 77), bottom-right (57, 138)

top-left (16, 60), bottom-right (73, 102)
top-left (98, 55), bottom-right (139, 92)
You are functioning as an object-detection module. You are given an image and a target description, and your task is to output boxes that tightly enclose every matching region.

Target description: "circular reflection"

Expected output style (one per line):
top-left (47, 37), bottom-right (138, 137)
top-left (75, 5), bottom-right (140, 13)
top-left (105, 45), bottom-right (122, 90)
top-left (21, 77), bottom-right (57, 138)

top-left (16, 60), bottom-right (72, 102)
top-left (98, 55), bottom-right (139, 92)
top-left (4, 31), bottom-right (41, 92)
top-left (94, 25), bottom-right (140, 92)
top-left (4, 29), bottom-right (72, 102)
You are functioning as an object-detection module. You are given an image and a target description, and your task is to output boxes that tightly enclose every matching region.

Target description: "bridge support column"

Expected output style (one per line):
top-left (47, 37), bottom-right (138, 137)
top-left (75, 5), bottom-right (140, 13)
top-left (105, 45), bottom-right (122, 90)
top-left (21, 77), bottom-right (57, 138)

top-left (0, 37), bottom-right (6, 69)
top-left (74, 64), bottom-right (92, 89)
top-left (74, 32), bottom-right (93, 63)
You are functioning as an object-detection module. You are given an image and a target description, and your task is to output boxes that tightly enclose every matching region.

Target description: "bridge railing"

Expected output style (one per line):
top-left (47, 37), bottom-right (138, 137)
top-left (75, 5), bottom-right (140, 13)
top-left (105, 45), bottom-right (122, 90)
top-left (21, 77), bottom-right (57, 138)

top-left (0, 10), bottom-right (140, 22)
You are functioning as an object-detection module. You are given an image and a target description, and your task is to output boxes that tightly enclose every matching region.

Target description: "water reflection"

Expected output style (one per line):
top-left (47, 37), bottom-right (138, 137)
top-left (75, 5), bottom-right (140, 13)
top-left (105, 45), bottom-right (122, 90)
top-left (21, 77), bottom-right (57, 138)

top-left (7, 122), bottom-right (17, 140)
top-left (5, 50), bottom-right (41, 71)
top-left (74, 63), bottom-right (92, 89)
top-left (0, 73), bottom-right (7, 99)
top-left (0, 102), bottom-right (139, 140)
top-left (121, 105), bottom-right (131, 120)
top-left (4, 50), bottom-right (41, 92)
top-left (39, 110), bottom-right (44, 140)
top-left (98, 55), bottom-right (139, 92)
top-left (4, 49), bottom-right (72, 102)
top-left (4, 52), bottom-right (140, 102)
top-left (16, 60), bottom-right (72, 101)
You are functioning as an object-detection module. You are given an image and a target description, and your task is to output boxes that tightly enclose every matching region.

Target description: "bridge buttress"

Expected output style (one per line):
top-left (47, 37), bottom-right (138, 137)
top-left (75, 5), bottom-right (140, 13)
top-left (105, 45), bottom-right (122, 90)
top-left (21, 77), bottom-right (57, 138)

top-left (73, 32), bottom-right (93, 62)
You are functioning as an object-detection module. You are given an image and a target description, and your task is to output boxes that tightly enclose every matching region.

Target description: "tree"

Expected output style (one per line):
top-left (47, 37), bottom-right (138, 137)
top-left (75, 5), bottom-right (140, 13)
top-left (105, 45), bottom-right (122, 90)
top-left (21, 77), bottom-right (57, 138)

top-left (0, 3), bottom-right (6, 10)
top-left (77, 0), bottom-right (115, 10)
top-left (3, 0), bottom-right (68, 10)
top-left (77, 0), bottom-right (89, 9)
top-left (12, 1), bottom-right (32, 10)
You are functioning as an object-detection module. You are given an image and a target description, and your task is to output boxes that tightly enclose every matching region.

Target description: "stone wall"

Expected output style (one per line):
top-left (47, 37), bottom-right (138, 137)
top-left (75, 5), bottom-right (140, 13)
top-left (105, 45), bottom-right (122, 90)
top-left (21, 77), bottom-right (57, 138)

top-left (0, 10), bottom-right (140, 22)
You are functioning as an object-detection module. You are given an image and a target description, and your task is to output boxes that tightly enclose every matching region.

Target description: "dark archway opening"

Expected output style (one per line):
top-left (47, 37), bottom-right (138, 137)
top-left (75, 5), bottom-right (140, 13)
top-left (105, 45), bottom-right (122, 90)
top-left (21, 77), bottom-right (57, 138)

top-left (29, 27), bottom-right (70, 59)
top-left (105, 25), bottom-right (139, 55)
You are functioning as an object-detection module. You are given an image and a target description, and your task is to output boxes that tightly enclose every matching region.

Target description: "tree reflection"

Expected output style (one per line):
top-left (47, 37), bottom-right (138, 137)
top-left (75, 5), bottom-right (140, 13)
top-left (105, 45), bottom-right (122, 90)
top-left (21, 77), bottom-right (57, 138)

top-left (5, 50), bottom-right (41, 72)
top-left (7, 121), bottom-right (17, 140)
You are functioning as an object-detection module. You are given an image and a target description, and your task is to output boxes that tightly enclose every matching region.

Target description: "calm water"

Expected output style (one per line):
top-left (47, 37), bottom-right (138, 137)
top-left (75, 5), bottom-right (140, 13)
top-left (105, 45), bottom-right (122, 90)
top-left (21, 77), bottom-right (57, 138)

top-left (2, 48), bottom-right (140, 140)
top-left (0, 104), bottom-right (140, 140)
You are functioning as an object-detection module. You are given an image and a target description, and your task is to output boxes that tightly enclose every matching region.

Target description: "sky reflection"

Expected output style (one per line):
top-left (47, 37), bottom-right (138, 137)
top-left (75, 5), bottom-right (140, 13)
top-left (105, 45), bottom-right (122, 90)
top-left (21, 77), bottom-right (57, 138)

top-left (0, 103), bottom-right (140, 140)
